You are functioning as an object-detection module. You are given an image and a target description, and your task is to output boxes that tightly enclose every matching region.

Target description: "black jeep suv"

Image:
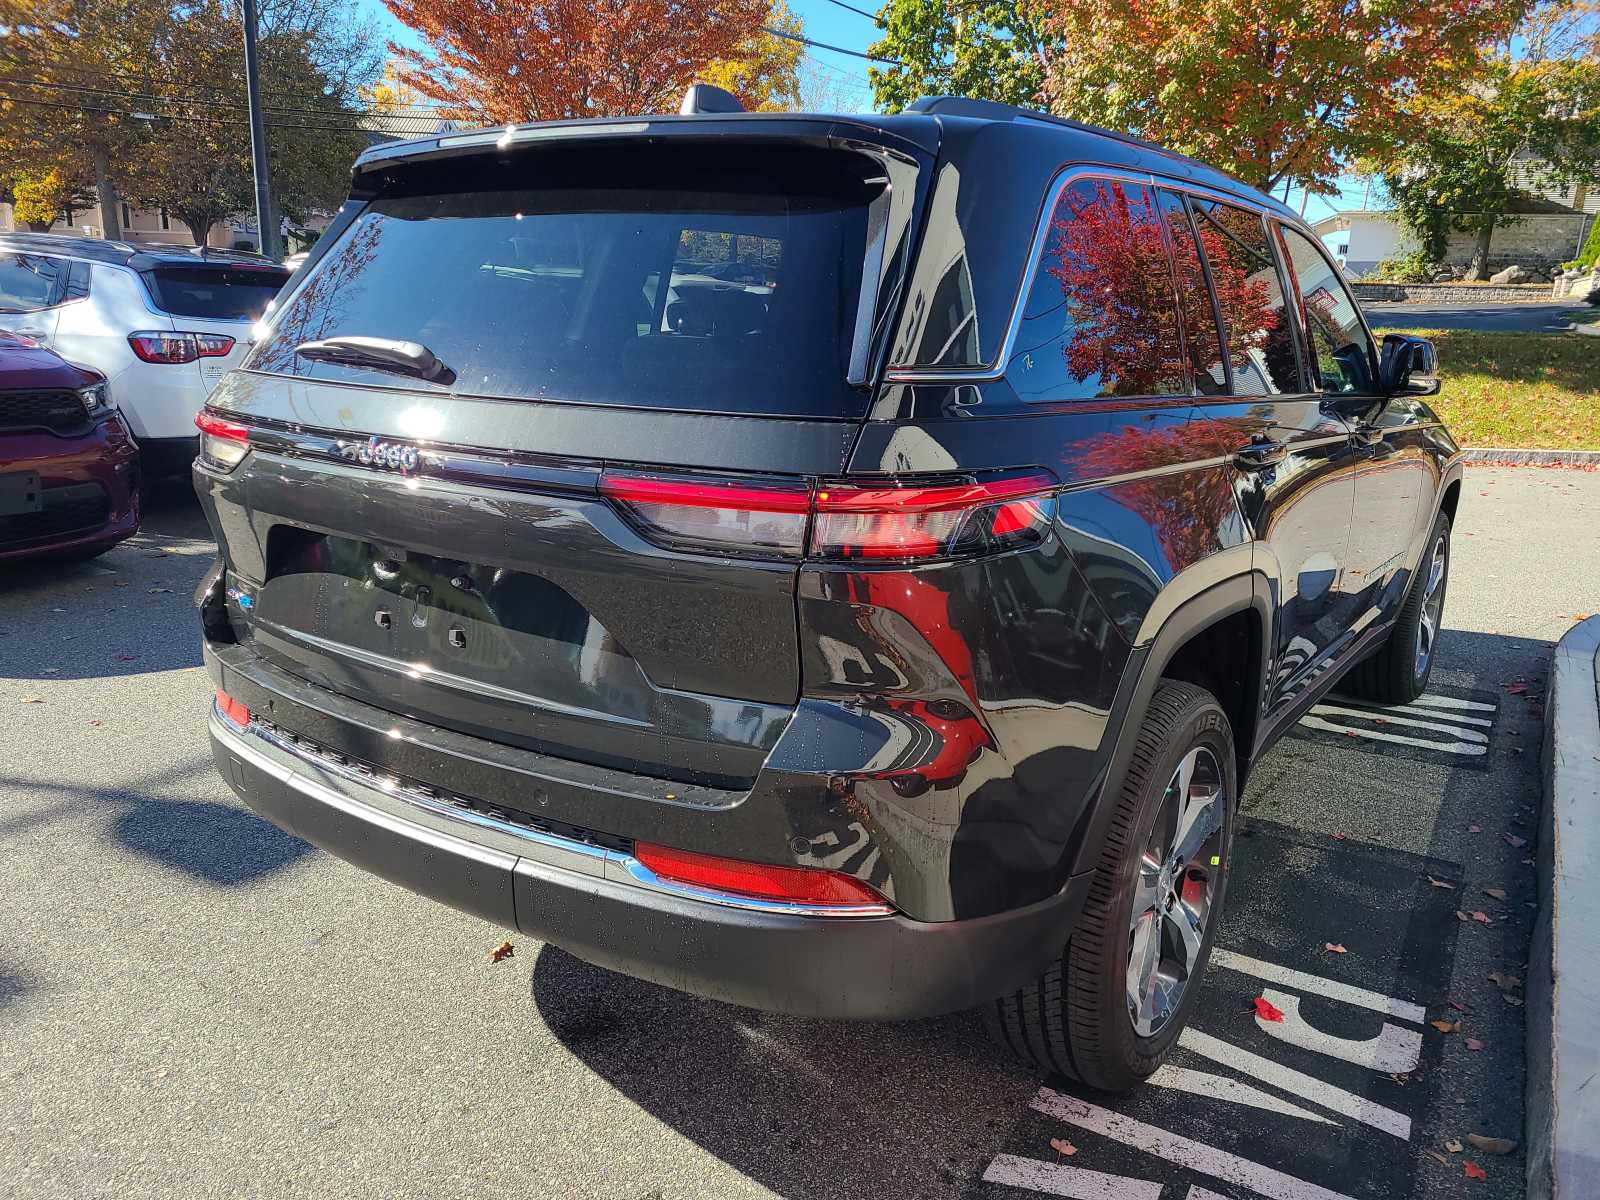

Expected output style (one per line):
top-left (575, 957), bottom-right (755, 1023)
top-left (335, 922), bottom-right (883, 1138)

top-left (196, 93), bottom-right (1459, 1091)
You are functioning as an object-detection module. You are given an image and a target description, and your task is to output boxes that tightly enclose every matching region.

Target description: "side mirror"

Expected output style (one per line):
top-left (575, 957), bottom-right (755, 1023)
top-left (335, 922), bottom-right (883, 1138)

top-left (1379, 334), bottom-right (1440, 396)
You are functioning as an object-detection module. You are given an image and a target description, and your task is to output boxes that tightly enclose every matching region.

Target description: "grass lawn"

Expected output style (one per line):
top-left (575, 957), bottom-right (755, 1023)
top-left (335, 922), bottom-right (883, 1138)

top-left (1381, 328), bottom-right (1600, 450)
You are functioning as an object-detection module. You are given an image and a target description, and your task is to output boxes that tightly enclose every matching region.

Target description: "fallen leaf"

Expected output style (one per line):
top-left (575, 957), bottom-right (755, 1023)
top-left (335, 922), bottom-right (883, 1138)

top-left (1464, 1161), bottom-right (1487, 1180)
top-left (1468, 1134), bottom-right (1515, 1155)
top-left (1575, 613), bottom-right (1593, 622)
top-left (486, 941), bottom-right (515, 963)
top-left (1506, 683), bottom-right (1528, 695)
top-left (1049, 1138), bottom-right (1078, 1157)
top-left (1448, 998), bottom-right (1470, 1012)
top-left (1324, 942), bottom-right (1347, 954)
top-left (1425, 1150), bottom-right (1451, 1168)
top-left (1445, 1139), bottom-right (1463, 1153)
top-left (1431, 1017), bottom-right (1461, 1034)
top-left (1488, 972), bottom-right (1523, 990)
top-left (1331, 831), bottom-right (1348, 841)
top-left (87, 719), bottom-right (103, 727)
top-left (1429, 876), bottom-right (1457, 889)
top-left (1465, 1037), bottom-right (1485, 1051)
top-left (1456, 910), bottom-right (1471, 922)
top-left (1484, 888), bottom-right (1506, 901)
top-left (1471, 911), bottom-right (1491, 924)
top-left (20, 696), bottom-right (43, 704)
top-left (147, 587), bottom-right (172, 594)
top-left (1504, 995), bottom-right (1525, 1007)
top-left (1253, 996), bottom-right (1285, 1023)
top-left (1469, 824), bottom-right (1482, 833)
top-left (1504, 834), bottom-right (1528, 848)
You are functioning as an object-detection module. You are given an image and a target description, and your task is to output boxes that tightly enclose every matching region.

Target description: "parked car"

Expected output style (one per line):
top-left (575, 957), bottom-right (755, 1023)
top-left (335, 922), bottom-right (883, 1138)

top-left (194, 92), bottom-right (1459, 1090)
top-left (0, 234), bottom-right (291, 481)
top-left (0, 331), bottom-right (138, 562)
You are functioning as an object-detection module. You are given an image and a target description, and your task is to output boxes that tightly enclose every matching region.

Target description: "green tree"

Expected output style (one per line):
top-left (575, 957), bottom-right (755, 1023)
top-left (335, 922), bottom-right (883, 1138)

top-left (868, 0), bottom-right (1049, 113)
top-left (1379, 27), bottom-right (1600, 278)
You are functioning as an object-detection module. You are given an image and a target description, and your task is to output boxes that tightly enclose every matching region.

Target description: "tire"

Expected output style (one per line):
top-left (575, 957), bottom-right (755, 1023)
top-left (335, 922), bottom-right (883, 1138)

top-left (1340, 512), bottom-right (1451, 706)
top-left (983, 680), bottom-right (1236, 1091)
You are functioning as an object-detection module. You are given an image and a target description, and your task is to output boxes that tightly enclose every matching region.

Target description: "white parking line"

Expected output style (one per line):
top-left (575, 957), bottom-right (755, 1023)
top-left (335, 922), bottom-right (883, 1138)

top-left (1301, 691), bottom-right (1499, 758)
top-left (1406, 694), bottom-right (1497, 713)
top-left (1031, 1089), bottom-right (1361, 1200)
top-left (1255, 989), bottom-right (1423, 1074)
top-left (1309, 704), bottom-right (1489, 742)
top-left (982, 1154), bottom-right (1163, 1199)
top-left (1146, 1064), bottom-right (1336, 1125)
top-left (1179, 1029), bottom-right (1412, 1139)
top-left (1209, 949), bottom-right (1428, 1024)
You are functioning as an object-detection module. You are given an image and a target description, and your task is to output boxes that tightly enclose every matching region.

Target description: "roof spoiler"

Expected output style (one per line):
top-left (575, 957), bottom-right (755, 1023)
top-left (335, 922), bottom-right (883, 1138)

top-left (680, 83), bottom-right (744, 115)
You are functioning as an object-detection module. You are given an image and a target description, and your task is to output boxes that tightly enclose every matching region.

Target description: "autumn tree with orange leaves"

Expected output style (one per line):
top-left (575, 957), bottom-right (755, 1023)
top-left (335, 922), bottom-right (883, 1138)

top-left (381, 0), bottom-right (783, 123)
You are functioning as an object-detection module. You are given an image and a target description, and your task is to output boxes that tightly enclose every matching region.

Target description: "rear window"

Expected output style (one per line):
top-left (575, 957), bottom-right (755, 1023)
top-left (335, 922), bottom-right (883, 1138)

top-left (144, 266), bottom-right (289, 320)
top-left (248, 151), bottom-right (880, 418)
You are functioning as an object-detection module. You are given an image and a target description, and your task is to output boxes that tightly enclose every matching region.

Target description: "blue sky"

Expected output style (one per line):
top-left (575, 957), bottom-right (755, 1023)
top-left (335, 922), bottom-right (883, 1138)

top-left (358, 0), bottom-right (1368, 222)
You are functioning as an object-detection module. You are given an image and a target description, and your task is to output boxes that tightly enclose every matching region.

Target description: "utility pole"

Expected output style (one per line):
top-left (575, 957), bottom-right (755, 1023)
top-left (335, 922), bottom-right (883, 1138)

top-left (241, 0), bottom-right (281, 260)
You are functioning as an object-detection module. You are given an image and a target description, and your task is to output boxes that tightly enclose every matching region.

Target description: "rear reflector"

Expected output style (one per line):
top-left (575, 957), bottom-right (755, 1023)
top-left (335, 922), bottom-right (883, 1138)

top-left (195, 409), bottom-right (249, 472)
top-left (600, 468), bottom-right (1057, 564)
top-left (215, 688), bottom-right (250, 727)
top-left (633, 842), bottom-right (892, 910)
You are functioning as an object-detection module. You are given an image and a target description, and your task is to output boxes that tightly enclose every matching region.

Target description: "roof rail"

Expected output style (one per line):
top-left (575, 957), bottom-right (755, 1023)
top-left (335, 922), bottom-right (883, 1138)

top-left (907, 94), bottom-right (1172, 156)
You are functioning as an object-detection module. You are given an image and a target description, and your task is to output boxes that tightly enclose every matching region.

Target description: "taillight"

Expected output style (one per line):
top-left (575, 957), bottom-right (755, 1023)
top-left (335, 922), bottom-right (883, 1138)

top-left (600, 468), bottom-right (1056, 563)
top-left (633, 842), bottom-right (891, 911)
top-left (196, 409), bottom-right (249, 472)
top-left (129, 331), bottom-right (236, 363)
top-left (215, 688), bottom-right (250, 727)
top-left (811, 472), bottom-right (1056, 561)
top-left (600, 471), bottom-right (812, 559)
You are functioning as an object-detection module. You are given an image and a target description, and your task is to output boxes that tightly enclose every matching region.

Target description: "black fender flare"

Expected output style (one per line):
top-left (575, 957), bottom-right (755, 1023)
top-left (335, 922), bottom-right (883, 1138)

top-left (1066, 556), bottom-right (1273, 878)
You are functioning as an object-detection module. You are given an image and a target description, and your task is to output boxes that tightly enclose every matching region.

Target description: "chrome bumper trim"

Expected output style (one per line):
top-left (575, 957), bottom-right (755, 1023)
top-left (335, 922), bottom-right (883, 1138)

top-left (212, 706), bottom-right (894, 919)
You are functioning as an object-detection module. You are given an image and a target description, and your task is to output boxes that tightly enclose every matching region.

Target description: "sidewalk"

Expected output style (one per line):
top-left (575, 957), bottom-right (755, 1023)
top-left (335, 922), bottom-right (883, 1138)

top-left (1531, 614), bottom-right (1600, 1199)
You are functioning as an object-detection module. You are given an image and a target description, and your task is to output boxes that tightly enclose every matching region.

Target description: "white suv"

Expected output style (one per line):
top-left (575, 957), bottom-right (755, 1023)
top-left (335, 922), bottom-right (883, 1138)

top-left (0, 233), bottom-right (290, 478)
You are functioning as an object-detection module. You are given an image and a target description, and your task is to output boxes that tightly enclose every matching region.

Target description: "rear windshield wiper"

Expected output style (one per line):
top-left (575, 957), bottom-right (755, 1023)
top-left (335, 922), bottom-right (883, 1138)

top-left (294, 336), bottom-right (455, 384)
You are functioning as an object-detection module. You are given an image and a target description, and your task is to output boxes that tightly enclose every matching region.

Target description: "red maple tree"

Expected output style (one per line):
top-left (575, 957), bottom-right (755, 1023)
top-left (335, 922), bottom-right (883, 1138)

top-left (382, 0), bottom-right (771, 123)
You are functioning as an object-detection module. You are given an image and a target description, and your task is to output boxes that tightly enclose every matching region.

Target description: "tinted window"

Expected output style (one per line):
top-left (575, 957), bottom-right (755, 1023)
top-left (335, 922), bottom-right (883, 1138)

top-left (0, 253), bottom-right (65, 313)
top-left (1189, 201), bottom-right (1304, 396)
top-left (1156, 190), bottom-right (1228, 395)
top-left (1007, 179), bottom-right (1186, 401)
top-left (250, 168), bottom-right (875, 418)
top-left (1278, 227), bottom-right (1377, 394)
top-left (144, 266), bottom-right (288, 320)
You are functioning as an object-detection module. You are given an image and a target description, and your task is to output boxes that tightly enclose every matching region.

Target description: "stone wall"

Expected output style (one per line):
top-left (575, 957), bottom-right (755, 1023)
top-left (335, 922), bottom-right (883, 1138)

top-left (1352, 281), bottom-right (1556, 303)
top-left (1440, 215), bottom-right (1592, 274)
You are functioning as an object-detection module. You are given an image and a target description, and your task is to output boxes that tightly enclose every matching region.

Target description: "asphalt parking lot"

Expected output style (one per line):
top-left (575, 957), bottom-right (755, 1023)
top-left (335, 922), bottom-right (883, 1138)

top-left (3, 466), bottom-right (1596, 1200)
top-left (1363, 301), bottom-right (1588, 333)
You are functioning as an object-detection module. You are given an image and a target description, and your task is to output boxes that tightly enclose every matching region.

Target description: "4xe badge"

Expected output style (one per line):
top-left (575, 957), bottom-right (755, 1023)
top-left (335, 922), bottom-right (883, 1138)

top-left (337, 436), bottom-right (420, 474)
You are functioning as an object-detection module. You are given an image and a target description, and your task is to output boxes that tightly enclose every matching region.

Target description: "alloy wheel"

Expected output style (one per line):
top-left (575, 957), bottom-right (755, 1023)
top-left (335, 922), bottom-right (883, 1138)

top-left (1414, 534), bottom-right (1448, 679)
top-left (1125, 746), bottom-right (1226, 1038)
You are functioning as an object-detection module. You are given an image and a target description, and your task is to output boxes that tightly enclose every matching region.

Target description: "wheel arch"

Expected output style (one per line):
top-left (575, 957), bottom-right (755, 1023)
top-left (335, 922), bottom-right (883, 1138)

top-left (1067, 562), bottom-right (1272, 877)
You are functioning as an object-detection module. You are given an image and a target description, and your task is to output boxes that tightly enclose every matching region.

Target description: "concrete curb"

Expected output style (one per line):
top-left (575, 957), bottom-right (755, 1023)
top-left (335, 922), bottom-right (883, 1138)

top-left (1461, 448), bottom-right (1600, 467)
top-left (1530, 615), bottom-right (1600, 1199)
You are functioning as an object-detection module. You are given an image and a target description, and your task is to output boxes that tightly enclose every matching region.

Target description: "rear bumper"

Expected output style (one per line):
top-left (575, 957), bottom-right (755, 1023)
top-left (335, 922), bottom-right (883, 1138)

top-left (209, 705), bottom-right (1091, 1020)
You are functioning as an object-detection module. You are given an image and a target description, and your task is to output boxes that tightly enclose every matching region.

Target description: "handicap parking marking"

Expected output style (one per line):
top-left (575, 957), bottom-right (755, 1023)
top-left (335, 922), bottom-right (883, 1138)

top-left (1288, 687), bottom-right (1500, 769)
top-left (978, 822), bottom-right (1463, 1200)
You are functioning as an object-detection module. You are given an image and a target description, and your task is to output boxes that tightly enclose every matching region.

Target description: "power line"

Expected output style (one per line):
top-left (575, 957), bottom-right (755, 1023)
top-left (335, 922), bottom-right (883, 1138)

top-left (0, 92), bottom-right (443, 135)
top-left (761, 25), bottom-right (903, 65)
top-left (0, 76), bottom-right (447, 124)
top-left (816, 0), bottom-right (882, 19)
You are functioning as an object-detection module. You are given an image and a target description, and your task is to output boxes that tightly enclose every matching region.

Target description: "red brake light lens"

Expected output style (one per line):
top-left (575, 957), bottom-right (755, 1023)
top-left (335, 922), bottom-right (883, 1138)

top-left (600, 471), bottom-right (812, 559)
top-left (811, 471), bottom-right (1057, 562)
top-left (128, 331), bottom-right (236, 363)
top-left (196, 409), bottom-right (250, 472)
top-left (633, 842), bottom-right (891, 910)
top-left (215, 688), bottom-right (251, 728)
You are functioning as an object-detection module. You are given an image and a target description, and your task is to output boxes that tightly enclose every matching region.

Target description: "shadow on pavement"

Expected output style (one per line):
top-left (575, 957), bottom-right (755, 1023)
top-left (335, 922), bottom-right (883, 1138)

top-left (0, 965), bottom-right (35, 1012)
top-left (530, 944), bottom-right (1041, 1200)
top-left (116, 797), bottom-right (313, 886)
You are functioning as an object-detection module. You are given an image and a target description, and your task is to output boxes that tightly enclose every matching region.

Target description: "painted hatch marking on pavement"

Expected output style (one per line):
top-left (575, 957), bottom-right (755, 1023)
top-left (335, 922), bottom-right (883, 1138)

top-left (979, 824), bottom-right (1461, 1200)
top-left (1290, 688), bottom-right (1501, 768)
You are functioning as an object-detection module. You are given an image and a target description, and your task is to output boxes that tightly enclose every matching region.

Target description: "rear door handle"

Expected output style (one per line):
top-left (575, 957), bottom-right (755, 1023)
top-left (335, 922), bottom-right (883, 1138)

top-left (1234, 440), bottom-right (1288, 471)
top-left (1351, 424), bottom-right (1385, 447)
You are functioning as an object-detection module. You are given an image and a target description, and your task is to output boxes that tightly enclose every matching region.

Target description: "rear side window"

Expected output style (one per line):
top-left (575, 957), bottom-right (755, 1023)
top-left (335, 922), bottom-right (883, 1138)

top-left (0, 253), bottom-right (66, 313)
top-left (1006, 178), bottom-right (1187, 401)
top-left (1277, 227), bottom-right (1378, 394)
top-left (1189, 201), bottom-right (1305, 396)
top-left (143, 266), bottom-right (289, 320)
top-left (250, 151), bottom-right (882, 419)
top-left (1156, 191), bottom-right (1228, 395)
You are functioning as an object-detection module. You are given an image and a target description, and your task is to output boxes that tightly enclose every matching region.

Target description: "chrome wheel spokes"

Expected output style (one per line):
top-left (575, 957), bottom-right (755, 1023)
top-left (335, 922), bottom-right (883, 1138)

top-left (1415, 535), bottom-right (1447, 676)
top-left (1126, 746), bottom-right (1226, 1039)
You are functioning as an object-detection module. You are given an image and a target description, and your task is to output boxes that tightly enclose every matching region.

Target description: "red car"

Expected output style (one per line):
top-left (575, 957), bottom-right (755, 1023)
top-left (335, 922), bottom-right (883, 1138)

top-left (0, 332), bottom-right (139, 562)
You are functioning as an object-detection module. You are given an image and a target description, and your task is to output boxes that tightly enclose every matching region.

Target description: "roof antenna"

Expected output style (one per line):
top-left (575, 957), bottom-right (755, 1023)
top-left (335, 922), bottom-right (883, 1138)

top-left (680, 83), bottom-right (745, 115)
